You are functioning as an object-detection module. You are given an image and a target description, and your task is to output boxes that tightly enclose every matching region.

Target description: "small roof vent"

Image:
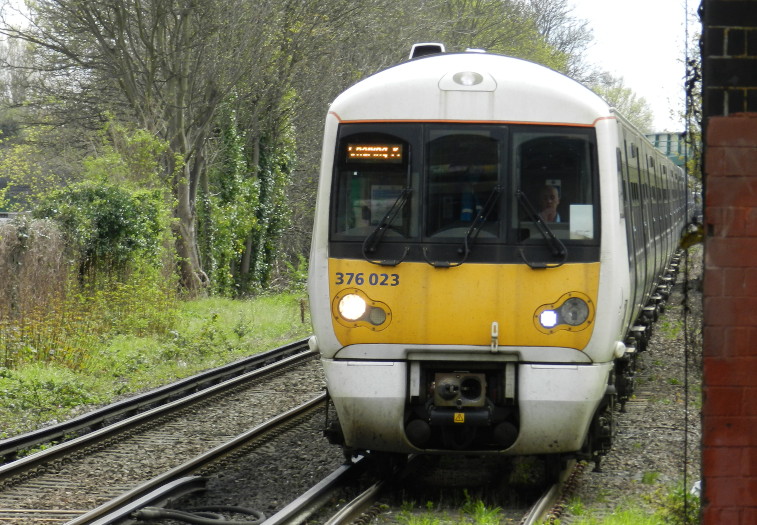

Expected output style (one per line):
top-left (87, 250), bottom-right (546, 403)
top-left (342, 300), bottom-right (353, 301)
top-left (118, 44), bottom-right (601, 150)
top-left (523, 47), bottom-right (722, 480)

top-left (409, 43), bottom-right (445, 59)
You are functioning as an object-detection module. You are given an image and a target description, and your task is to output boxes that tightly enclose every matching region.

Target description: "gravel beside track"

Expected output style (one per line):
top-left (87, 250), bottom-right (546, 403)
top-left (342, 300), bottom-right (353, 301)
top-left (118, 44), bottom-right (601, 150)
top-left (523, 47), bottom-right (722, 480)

top-left (0, 359), bottom-right (332, 523)
top-left (557, 246), bottom-right (703, 522)
top-left (146, 411), bottom-right (346, 525)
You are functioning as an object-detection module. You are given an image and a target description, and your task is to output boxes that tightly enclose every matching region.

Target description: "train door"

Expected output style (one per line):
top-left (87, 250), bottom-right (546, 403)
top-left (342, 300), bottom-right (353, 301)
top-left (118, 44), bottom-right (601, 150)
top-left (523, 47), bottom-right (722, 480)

top-left (639, 146), bottom-right (656, 300)
top-left (661, 164), bottom-right (673, 265)
top-left (627, 135), bottom-right (647, 315)
top-left (647, 152), bottom-right (661, 284)
top-left (618, 144), bottom-right (637, 330)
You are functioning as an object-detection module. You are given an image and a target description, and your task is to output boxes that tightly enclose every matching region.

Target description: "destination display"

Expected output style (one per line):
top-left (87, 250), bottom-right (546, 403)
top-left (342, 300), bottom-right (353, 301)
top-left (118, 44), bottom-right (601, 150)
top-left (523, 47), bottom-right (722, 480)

top-left (346, 143), bottom-right (403, 163)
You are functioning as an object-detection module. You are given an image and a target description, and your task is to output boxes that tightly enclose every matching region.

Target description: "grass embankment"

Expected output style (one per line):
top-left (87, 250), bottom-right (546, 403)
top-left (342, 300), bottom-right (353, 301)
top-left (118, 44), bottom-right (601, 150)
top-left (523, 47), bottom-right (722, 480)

top-left (0, 292), bottom-right (311, 438)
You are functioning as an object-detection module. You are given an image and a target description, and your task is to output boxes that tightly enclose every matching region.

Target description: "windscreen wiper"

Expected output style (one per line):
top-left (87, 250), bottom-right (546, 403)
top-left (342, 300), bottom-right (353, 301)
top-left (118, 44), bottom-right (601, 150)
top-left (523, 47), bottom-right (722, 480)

top-left (362, 187), bottom-right (412, 266)
top-left (423, 186), bottom-right (501, 268)
top-left (515, 189), bottom-right (567, 269)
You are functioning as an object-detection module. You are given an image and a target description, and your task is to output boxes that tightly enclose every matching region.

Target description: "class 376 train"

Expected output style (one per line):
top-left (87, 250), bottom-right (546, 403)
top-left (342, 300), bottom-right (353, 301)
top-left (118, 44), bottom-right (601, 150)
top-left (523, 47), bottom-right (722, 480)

top-left (307, 44), bottom-right (688, 467)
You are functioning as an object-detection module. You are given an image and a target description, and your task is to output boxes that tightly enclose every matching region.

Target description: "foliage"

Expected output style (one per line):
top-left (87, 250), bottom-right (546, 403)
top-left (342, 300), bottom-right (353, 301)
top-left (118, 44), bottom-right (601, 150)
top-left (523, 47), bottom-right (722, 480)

top-left (248, 123), bottom-right (295, 292)
top-left (0, 0), bottom-right (658, 296)
top-left (563, 481), bottom-right (701, 525)
top-left (0, 260), bottom-right (178, 371)
top-left (461, 490), bottom-right (502, 525)
top-left (198, 100), bottom-right (260, 296)
top-left (83, 118), bottom-right (170, 189)
top-left (652, 482), bottom-right (701, 525)
top-left (0, 292), bottom-right (310, 436)
top-left (565, 507), bottom-right (663, 525)
top-left (282, 254), bottom-right (309, 293)
top-left (33, 181), bottom-right (170, 275)
top-left (389, 0), bottom-right (573, 74)
top-left (588, 73), bottom-right (655, 133)
top-left (0, 216), bottom-right (68, 321)
top-left (524, 0), bottom-right (594, 79)
top-left (199, 91), bottom-right (296, 296)
top-left (0, 125), bottom-right (69, 211)
top-left (0, 364), bottom-right (102, 413)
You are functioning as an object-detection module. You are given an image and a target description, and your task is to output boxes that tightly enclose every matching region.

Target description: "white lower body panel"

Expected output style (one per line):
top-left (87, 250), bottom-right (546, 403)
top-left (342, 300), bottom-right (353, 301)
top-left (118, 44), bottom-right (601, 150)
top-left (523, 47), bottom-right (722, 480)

top-left (323, 358), bottom-right (612, 455)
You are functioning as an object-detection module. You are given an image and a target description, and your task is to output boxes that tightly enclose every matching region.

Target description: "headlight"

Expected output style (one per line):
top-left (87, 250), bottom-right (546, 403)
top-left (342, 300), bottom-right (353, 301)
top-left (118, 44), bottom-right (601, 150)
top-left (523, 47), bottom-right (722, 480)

top-left (338, 294), bottom-right (366, 321)
top-left (332, 288), bottom-right (392, 330)
top-left (560, 297), bottom-right (589, 326)
top-left (368, 306), bottom-right (387, 325)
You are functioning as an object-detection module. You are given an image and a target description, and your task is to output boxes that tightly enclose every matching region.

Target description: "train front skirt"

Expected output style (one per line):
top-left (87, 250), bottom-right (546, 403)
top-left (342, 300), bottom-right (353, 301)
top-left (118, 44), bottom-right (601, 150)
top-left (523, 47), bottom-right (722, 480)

top-left (322, 355), bottom-right (612, 455)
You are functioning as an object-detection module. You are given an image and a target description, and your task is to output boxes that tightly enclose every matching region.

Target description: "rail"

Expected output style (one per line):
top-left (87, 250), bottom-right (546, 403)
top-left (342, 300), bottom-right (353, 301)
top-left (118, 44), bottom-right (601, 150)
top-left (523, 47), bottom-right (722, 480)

top-left (0, 338), bottom-right (310, 463)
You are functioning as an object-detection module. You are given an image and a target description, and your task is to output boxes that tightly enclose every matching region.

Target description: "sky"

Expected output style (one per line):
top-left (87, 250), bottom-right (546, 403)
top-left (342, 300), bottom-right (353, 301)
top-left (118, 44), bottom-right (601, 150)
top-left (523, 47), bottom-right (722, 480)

top-left (570, 0), bottom-right (698, 132)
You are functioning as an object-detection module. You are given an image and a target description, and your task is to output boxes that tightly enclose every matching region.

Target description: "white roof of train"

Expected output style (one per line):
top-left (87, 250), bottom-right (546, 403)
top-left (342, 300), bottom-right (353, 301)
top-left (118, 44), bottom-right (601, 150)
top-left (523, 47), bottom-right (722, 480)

top-left (330, 52), bottom-right (612, 126)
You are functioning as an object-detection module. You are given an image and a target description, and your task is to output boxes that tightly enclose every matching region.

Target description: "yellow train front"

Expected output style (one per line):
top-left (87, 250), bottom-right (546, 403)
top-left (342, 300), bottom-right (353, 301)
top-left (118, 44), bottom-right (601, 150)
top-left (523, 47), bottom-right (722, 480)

top-left (308, 47), bottom-right (684, 461)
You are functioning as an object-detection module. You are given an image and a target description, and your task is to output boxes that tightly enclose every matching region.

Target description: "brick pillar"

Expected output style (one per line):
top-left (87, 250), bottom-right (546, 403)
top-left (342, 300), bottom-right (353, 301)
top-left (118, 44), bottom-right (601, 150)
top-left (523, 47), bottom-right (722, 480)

top-left (703, 113), bottom-right (757, 524)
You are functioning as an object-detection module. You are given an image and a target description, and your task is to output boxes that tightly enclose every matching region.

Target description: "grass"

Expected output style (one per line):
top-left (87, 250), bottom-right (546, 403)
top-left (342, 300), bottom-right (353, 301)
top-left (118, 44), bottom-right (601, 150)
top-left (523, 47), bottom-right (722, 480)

top-left (0, 292), bottom-right (311, 438)
top-left (389, 486), bottom-right (700, 525)
top-left (396, 492), bottom-right (505, 525)
top-left (656, 311), bottom-right (683, 340)
top-left (461, 490), bottom-right (502, 525)
top-left (565, 507), bottom-right (663, 525)
top-left (560, 481), bottom-right (700, 525)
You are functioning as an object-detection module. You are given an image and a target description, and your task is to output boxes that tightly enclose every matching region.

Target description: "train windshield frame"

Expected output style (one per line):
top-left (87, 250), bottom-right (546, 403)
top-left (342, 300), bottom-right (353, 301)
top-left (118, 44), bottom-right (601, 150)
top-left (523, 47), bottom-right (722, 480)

top-left (329, 122), bottom-right (600, 264)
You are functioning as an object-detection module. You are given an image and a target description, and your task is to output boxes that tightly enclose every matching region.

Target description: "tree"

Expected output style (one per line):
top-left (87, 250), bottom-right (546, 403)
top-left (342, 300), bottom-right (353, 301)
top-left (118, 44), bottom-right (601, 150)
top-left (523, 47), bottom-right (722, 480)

top-left (523, 0), bottom-right (594, 79)
top-left (0, 0), bottom-right (287, 294)
top-left (0, 0), bottom-right (611, 294)
top-left (589, 73), bottom-right (655, 133)
top-left (421, 0), bottom-right (566, 70)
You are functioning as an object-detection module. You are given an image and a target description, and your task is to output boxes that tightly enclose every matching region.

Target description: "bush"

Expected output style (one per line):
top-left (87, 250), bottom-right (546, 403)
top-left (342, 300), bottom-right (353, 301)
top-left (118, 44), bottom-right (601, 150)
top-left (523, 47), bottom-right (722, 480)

top-left (0, 215), bottom-right (179, 371)
top-left (33, 181), bottom-right (170, 276)
top-left (0, 216), bottom-right (68, 321)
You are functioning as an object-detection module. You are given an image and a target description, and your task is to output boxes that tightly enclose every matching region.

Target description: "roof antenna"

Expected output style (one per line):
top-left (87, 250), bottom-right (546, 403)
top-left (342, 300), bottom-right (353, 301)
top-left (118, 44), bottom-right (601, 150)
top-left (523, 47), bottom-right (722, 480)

top-left (409, 43), bottom-right (445, 59)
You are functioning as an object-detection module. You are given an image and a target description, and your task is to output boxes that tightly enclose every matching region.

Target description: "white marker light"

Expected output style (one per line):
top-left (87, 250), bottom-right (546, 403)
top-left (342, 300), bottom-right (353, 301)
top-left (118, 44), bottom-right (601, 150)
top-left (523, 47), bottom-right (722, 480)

top-left (540, 310), bottom-right (558, 329)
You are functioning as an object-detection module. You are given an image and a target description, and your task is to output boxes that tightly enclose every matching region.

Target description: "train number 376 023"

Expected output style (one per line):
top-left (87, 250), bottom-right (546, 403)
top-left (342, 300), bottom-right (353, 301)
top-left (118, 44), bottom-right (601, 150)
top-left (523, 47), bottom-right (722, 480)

top-left (334, 272), bottom-right (400, 286)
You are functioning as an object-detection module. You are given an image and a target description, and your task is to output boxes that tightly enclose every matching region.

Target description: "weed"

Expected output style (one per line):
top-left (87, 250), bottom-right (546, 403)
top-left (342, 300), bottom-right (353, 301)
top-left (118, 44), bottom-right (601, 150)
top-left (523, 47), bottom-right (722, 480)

top-left (568, 481), bottom-right (700, 525)
top-left (652, 482), bottom-right (701, 525)
top-left (568, 507), bottom-right (662, 524)
top-left (642, 471), bottom-right (661, 485)
top-left (657, 317), bottom-right (682, 340)
top-left (566, 497), bottom-right (587, 516)
top-left (461, 490), bottom-right (502, 525)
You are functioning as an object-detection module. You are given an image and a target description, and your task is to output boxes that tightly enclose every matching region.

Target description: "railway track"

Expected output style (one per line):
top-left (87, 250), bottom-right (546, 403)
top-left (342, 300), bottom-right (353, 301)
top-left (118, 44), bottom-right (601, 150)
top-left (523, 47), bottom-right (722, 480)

top-left (1, 338), bottom-right (310, 464)
top-left (254, 455), bottom-right (577, 525)
top-left (0, 339), bottom-right (326, 524)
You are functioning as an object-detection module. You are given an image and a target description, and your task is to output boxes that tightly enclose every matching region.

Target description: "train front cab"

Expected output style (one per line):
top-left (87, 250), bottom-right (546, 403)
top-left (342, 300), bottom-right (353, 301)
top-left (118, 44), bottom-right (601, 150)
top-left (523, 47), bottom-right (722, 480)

top-left (314, 119), bottom-right (619, 460)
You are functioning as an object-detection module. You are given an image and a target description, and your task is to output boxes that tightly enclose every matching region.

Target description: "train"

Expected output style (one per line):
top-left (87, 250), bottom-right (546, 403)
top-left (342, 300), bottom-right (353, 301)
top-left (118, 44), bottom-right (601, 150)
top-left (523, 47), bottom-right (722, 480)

top-left (307, 44), bottom-right (688, 469)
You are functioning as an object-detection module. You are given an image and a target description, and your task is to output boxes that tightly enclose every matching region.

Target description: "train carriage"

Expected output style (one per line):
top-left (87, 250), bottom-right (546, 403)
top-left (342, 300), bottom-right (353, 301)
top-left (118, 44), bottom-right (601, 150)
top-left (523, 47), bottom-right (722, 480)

top-left (308, 46), bottom-right (686, 464)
